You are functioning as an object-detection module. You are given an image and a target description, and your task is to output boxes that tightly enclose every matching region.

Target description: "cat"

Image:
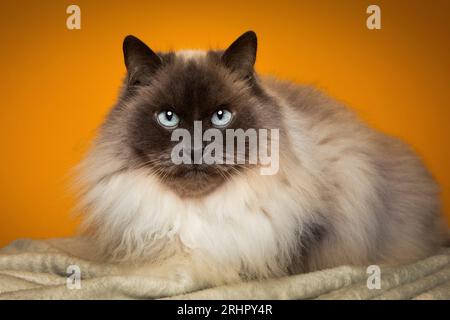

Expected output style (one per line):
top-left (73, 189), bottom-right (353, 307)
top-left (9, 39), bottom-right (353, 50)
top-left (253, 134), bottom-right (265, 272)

top-left (76, 31), bottom-right (447, 289)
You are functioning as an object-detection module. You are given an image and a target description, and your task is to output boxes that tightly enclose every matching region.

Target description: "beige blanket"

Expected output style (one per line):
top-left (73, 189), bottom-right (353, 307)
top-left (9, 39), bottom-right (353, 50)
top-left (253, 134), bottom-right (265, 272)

top-left (0, 237), bottom-right (449, 299)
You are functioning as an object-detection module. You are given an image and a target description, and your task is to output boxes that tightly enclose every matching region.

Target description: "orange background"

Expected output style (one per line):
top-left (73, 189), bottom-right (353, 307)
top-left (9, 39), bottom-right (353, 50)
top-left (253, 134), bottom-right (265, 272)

top-left (0, 0), bottom-right (449, 247)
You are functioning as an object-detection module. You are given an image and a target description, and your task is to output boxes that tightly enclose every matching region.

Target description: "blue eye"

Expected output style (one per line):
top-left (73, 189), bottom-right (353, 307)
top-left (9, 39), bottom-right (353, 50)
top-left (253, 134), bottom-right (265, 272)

top-left (211, 109), bottom-right (233, 127)
top-left (156, 110), bottom-right (180, 128)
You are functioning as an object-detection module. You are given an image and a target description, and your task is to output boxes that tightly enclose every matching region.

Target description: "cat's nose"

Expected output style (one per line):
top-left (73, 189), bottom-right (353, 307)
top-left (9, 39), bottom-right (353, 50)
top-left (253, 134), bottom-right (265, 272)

top-left (189, 147), bottom-right (197, 163)
top-left (184, 142), bottom-right (206, 164)
top-left (190, 143), bottom-right (207, 164)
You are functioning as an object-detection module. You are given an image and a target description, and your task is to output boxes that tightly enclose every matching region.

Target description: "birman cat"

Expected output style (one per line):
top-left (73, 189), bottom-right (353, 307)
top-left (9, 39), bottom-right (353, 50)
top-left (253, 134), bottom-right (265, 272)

top-left (77, 31), bottom-right (446, 290)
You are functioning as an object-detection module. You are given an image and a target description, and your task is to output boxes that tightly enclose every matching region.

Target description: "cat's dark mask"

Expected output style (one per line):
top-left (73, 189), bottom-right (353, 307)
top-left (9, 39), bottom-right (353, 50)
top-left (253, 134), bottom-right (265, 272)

top-left (106, 31), bottom-right (282, 197)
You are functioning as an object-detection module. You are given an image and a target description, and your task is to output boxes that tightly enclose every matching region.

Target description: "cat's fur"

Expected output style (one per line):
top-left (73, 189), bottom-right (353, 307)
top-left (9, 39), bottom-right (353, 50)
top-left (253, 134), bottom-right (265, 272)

top-left (76, 31), bottom-right (446, 288)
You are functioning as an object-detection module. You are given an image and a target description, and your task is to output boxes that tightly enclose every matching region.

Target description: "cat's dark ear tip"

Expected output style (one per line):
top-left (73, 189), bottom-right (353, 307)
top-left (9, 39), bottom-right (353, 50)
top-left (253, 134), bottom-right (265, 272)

top-left (242, 30), bottom-right (257, 39)
top-left (123, 35), bottom-right (139, 47)
top-left (240, 31), bottom-right (257, 43)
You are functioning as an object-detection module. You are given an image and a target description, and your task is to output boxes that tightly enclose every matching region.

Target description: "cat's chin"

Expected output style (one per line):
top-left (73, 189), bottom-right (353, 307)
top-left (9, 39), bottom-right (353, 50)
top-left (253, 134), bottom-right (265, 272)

top-left (160, 170), bottom-right (228, 198)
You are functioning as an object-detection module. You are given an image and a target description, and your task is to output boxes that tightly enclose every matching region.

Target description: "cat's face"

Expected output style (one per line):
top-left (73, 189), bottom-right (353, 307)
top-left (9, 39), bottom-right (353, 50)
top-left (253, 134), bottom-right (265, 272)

top-left (104, 32), bottom-right (282, 197)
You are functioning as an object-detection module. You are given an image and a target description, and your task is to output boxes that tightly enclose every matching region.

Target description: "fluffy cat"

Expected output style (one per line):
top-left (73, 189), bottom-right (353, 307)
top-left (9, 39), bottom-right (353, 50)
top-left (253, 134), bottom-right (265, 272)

top-left (76, 31), bottom-right (446, 289)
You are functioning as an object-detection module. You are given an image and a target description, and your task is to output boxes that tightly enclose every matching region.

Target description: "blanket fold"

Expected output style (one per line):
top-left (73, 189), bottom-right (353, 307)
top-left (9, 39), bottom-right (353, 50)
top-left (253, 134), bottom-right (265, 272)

top-left (0, 238), bottom-right (449, 299)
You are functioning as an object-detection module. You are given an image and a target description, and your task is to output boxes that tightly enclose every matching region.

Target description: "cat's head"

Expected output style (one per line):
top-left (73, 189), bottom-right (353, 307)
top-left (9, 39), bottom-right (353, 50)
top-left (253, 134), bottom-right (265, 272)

top-left (100, 31), bottom-right (282, 197)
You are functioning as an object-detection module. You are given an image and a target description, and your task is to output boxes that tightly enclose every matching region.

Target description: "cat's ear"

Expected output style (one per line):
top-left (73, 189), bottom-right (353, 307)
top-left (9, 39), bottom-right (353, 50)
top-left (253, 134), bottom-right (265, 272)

top-left (222, 31), bottom-right (257, 77)
top-left (123, 35), bottom-right (162, 86)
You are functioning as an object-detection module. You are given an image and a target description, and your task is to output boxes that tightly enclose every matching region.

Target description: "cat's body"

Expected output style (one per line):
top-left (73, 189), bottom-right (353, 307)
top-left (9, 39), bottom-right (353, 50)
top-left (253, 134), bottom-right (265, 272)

top-left (77, 32), bottom-right (446, 289)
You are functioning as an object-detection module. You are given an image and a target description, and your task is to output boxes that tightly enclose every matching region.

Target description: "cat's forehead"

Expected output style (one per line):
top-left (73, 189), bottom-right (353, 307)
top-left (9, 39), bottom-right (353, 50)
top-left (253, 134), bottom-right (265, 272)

top-left (175, 49), bottom-right (207, 61)
top-left (135, 49), bottom-right (256, 116)
top-left (151, 50), bottom-right (243, 106)
top-left (161, 48), bottom-right (225, 72)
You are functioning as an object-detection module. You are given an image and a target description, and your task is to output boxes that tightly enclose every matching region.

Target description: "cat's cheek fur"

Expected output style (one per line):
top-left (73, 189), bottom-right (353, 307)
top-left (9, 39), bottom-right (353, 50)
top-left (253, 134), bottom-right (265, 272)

top-left (77, 152), bottom-right (325, 285)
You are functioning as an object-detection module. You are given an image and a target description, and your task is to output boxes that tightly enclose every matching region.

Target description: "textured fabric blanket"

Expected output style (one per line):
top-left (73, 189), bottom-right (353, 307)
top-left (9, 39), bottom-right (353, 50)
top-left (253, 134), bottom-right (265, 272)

top-left (0, 237), bottom-right (449, 299)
